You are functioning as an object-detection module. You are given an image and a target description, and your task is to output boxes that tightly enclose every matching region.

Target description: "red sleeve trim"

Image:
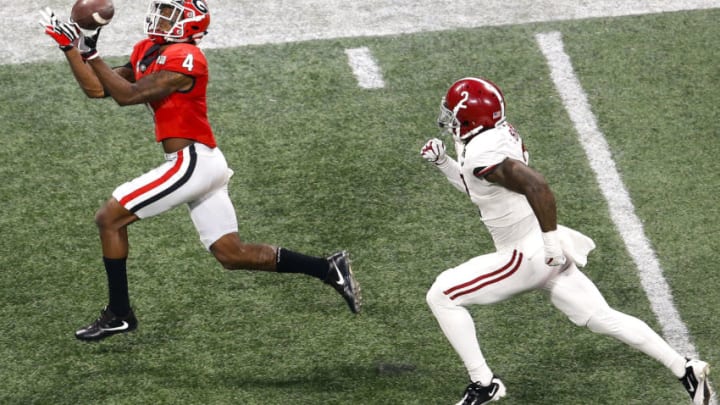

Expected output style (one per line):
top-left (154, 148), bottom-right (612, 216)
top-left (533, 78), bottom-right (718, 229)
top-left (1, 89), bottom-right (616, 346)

top-left (473, 164), bottom-right (499, 178)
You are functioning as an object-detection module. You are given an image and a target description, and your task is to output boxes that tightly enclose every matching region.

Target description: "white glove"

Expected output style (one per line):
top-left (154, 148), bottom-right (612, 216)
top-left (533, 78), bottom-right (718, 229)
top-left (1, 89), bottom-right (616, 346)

top-left (39, 7), bottom-right (80, 51)
top-left (542, 230), bottom-right (567, 267)
top-left (421, 138), bottom-right (447, 165)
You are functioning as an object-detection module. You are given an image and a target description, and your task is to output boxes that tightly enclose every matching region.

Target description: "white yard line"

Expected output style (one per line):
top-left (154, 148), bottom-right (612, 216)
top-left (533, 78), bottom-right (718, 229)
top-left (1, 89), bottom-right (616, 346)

top-left (10, 0), bottom-right (720, 65)
top-left (536, 31), bottom-right (716, 404)
top-left (345, 47), bottom-right (385, 89)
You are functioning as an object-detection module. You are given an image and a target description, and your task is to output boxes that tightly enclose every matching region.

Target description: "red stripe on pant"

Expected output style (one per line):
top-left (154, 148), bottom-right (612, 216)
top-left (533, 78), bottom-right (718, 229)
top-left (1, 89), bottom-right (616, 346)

top-left (119, 149), bottom-right (185, 207)
top-left (443, 250), bottom-right (523, 300)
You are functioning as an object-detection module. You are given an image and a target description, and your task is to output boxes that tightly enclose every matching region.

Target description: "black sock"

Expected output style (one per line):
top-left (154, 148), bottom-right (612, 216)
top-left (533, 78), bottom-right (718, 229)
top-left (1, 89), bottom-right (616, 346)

top-left (275, 248), bottom-right (329, 280)
top-left (103, 257), bottom-right (131, 317)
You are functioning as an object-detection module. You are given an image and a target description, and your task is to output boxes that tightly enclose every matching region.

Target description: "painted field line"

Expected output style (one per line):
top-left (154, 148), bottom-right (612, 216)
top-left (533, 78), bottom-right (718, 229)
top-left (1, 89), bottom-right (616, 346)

top-left (344, 47), bottom-right (385, 89)
top-left (535, 31), bottom-right (700, 352)
top-left (536, 31), bottom-right (716, 403)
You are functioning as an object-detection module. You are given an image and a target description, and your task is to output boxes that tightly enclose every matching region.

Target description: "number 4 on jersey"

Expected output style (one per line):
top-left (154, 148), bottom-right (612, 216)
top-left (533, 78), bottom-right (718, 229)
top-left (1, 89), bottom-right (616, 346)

top-left (182, 53), bottom-right (194, 71)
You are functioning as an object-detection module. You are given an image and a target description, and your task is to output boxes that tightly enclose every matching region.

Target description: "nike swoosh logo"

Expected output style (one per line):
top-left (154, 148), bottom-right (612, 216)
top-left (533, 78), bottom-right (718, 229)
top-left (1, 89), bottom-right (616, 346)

top-left (100, 321), bottom-right (130, 332)
top-left (686, 376), bottom-right (695, 393)
top-left (488, 384), bottom-right (498, 397)
top-left (334, 267), bottom-right (346, 286)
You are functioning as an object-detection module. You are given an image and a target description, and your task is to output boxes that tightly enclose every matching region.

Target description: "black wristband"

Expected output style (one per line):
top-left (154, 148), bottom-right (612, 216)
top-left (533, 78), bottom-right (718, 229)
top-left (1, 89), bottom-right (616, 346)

top-left (60, 45), bottom-right (73, 52)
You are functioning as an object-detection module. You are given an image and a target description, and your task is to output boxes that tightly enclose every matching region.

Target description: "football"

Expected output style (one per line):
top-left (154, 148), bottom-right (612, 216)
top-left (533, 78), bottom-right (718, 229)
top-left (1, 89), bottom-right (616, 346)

top-left (71, 0), bottom-right (115, 30)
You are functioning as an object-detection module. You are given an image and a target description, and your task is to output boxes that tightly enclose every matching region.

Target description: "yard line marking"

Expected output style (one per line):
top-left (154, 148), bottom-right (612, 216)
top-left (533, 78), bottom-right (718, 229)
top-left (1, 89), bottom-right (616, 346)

top-left (537, 32), bottom-right (717, 403)
top-left (344, 47), bottom-right (385, 89)
top-left (535, 31), bottom-right (700, 354)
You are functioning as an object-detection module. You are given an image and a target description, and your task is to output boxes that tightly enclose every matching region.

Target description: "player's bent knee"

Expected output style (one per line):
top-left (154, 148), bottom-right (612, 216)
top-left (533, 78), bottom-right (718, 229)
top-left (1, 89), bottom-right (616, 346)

top-left (426, 280), bottom-right (454, 310)
top-left (94, 205), bottom-right (116, 230)
top-left (94, 208), bottom-right (106, 229)
top-left (95, 199), bottom-right (135, 230)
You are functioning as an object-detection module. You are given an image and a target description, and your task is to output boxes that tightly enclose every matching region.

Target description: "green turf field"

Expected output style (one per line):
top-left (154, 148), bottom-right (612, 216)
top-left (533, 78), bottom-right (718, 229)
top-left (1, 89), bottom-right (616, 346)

top-left (0, 8), bottom-right (718, 404)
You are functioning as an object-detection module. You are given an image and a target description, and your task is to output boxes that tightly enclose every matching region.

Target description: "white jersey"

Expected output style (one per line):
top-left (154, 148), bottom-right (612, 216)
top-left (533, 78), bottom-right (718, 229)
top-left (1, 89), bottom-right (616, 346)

top-left (436, 122), bottom-right (536, 251)
top-left (425, 124), bottom-right (681, 395)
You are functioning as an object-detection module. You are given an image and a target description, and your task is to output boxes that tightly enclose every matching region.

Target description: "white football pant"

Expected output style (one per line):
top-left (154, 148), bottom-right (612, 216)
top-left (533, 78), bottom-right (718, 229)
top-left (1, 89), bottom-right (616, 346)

top-left (426, 228), bottom-right (687, 384)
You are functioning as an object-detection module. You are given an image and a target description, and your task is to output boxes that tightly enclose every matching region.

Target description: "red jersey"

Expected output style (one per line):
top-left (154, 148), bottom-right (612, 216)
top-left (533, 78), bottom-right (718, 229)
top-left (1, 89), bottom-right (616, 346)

top-left (129, 38), bottom-right (216, 148)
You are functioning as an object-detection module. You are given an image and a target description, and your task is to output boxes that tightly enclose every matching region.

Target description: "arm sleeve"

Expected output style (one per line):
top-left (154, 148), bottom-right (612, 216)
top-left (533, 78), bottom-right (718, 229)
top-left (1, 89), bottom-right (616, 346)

top-left (435, 157), bottom-right (466, 193)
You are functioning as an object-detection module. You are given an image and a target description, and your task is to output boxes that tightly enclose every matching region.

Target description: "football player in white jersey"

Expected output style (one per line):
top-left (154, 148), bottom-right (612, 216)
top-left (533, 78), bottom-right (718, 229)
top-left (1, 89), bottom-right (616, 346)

top-left (421, 77), bottom-right (711, 405)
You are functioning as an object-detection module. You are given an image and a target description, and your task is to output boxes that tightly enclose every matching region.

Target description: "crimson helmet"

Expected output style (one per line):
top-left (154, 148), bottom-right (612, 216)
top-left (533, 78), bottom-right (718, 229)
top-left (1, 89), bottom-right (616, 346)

top-left (437, 77), bottom-right (506, 141)
top-left (144, 0), bottom-right (210, 44)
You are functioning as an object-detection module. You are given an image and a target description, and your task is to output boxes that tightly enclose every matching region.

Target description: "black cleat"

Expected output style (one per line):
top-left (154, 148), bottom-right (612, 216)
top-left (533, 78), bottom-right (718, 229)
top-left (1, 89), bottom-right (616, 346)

top-left (680, 359), bottom-right (712, 405)
top-left (456, 378), bottom-right (507, 405)
top-left (325, 250), bottom-right (362, 314)
top-left (75, 306), bottom-right (138, 341)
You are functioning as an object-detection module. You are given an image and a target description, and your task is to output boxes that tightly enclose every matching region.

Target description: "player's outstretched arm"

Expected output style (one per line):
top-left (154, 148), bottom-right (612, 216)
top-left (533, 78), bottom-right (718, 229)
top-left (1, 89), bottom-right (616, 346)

top-left (87, 57), bottom-right (193, 106)
top-left (484, 158), bottom-right (557, 231)
top-left (63, 48), bottom-right (108, 98)
top-left (39, 7), bottom-right (106, 98)
top-left (484, 158), bottom-right (566, 266)
top-left (72, 24), bottom-right (192, 106)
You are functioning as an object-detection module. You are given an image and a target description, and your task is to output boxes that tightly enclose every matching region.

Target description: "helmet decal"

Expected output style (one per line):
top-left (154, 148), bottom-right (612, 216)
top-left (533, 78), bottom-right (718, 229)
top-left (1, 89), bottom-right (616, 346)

top-left (192, 0), bottom-right (208, 13)
top-left (438, 77), bottom-right (506, 141)
top-left (455, 91), bottom-right (470, 111)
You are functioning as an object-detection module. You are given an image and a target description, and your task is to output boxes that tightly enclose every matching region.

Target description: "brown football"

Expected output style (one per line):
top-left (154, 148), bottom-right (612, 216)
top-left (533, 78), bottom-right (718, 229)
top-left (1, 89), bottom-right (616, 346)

top-left (71, 0), bottom-right (115, 30)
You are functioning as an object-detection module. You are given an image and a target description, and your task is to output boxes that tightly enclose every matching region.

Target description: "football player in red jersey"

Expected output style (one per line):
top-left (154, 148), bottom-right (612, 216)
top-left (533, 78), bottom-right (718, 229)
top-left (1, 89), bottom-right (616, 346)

top-left (40, 0), bottom-right (361, 342)
top-left (421, 78), bottom-right (711, 405)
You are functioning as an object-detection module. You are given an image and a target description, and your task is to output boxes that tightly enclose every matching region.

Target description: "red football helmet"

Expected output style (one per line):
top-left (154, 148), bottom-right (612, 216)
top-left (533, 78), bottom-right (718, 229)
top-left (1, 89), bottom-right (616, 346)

top-left (144, 0), bottom-right (211, 44)
top-left (437, 77), bottom-right (506, 141)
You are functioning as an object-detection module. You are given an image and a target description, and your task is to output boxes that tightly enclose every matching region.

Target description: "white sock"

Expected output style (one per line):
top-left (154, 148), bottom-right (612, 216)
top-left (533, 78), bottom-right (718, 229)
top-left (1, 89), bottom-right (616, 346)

top-left (427, 289), bottom-right (494, 385)
top-left (670, 356), bottom-right (688, 378)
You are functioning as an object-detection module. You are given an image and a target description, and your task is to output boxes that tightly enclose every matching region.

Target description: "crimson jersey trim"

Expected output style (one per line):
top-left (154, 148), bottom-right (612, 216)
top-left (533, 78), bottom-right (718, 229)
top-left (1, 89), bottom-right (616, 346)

top-left (473, 164), bottom-right (499, 179)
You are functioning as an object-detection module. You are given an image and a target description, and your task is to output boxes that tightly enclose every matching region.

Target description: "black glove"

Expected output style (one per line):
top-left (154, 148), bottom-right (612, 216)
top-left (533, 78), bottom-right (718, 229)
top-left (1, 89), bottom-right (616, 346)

top-left (74, 24), bottom-right (102, 61)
